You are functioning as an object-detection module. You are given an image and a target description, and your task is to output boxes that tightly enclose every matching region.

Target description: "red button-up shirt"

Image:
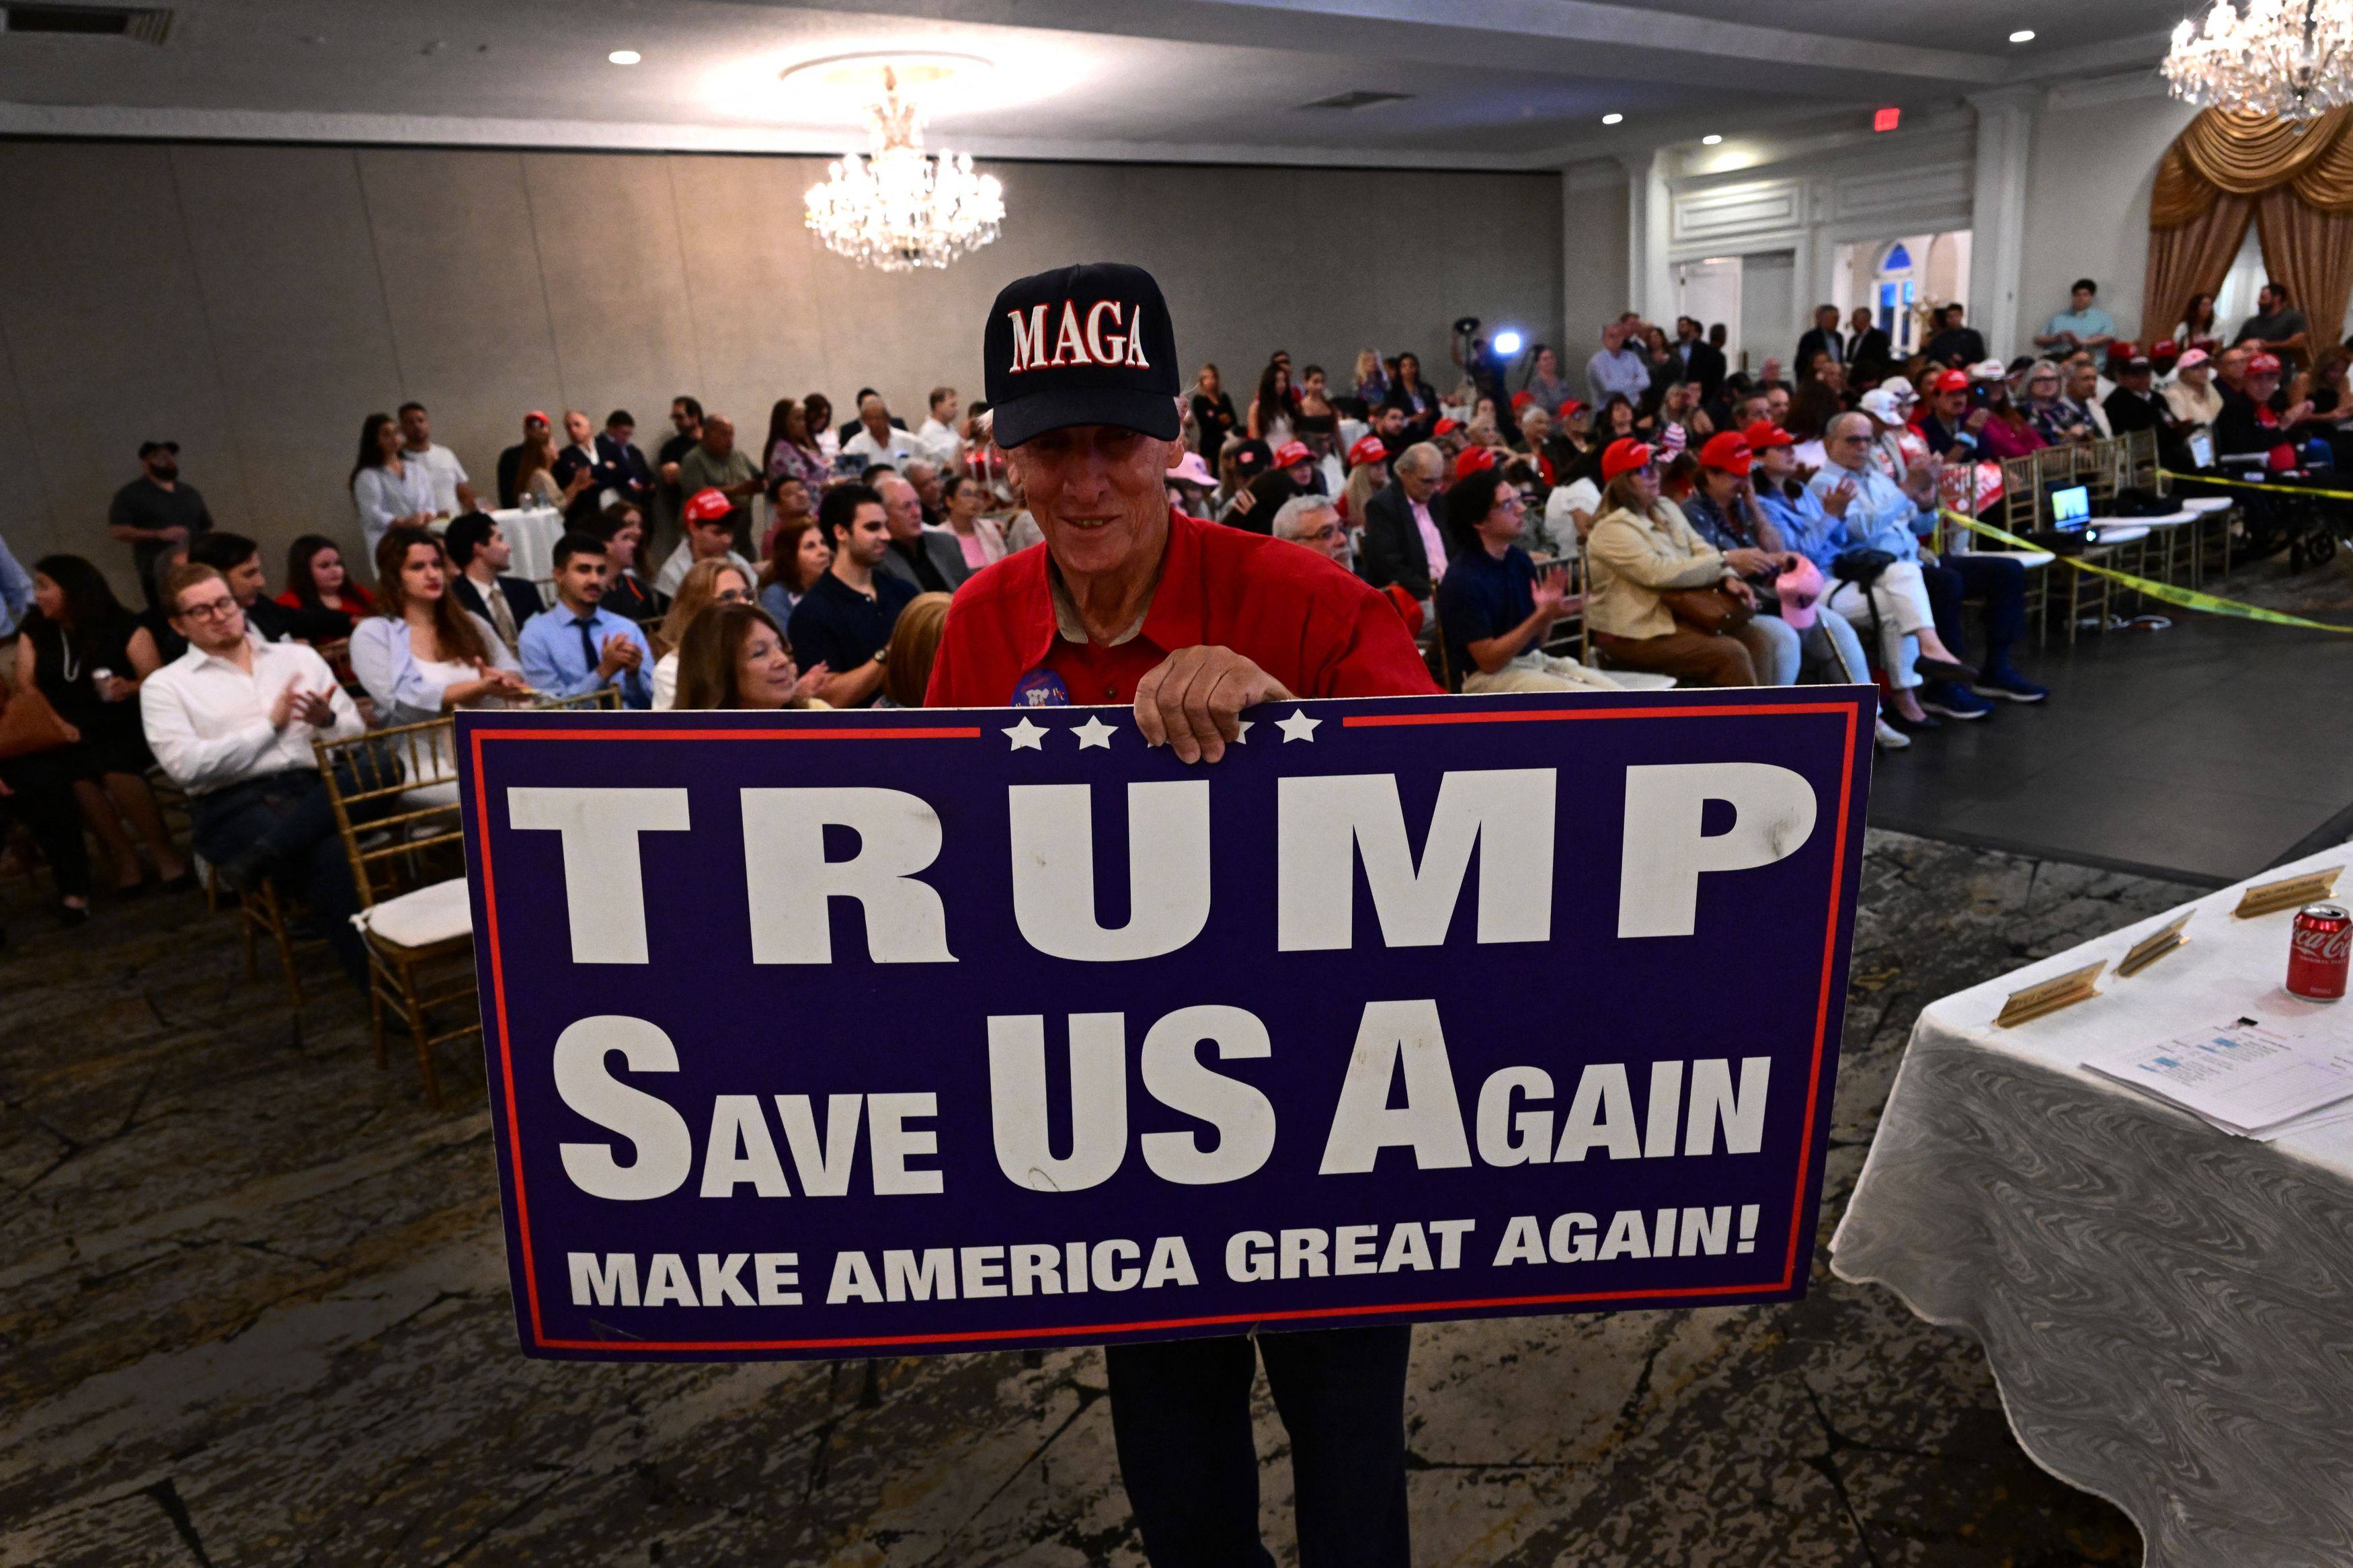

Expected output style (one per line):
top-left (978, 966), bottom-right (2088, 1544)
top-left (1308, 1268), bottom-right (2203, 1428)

top-left (925, 507), bottom-right (1439, 706)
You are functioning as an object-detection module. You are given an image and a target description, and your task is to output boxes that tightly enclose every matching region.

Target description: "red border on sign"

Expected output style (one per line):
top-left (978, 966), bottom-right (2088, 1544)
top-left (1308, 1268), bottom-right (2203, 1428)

top-left (469, 699), bottom-right (1862, 1353)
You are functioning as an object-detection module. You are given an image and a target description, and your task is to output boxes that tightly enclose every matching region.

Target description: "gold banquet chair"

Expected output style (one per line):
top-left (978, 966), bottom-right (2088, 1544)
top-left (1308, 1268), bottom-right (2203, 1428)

top-left (315, 690), bottom-right (619, 1107)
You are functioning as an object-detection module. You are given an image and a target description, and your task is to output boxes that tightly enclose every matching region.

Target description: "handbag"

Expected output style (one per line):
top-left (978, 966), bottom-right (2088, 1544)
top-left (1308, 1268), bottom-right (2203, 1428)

top-left (0, 677), bottom-right (80, 761)
top-left (1660, 584), bottom-right (1752, 635)
top-left (1829, 548), bottom-right (1897, 588)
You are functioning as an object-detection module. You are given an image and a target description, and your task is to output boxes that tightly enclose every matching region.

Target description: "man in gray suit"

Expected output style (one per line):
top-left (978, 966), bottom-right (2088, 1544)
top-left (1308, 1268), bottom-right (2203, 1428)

top-left (871, 472), bottom-right (971, 595)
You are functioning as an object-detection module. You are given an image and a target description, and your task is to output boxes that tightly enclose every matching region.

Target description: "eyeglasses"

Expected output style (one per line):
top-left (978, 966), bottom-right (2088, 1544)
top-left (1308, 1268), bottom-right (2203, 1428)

top-left (177, 598), bottom-right (238, 621)
top-left (1307, 524), bottom-right (1343, 541)
top-left (713, 587), bottom-right (751, 605)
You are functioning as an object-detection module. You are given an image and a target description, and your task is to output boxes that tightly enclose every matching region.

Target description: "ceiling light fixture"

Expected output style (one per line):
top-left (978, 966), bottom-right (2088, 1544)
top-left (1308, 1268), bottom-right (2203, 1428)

top-left (1702, 134), bottom-right (1723, 145)
top-left (2165, 1), bottom-right (2353, 122)
top-left (608, 49), bottom-right (640, 65)
top-left (1601, 112), bottom-right (1624, 125)
top-left (2009, 29), bottom-right (2036, 43)
top-left (804, 64), bottom-right (1004, 272)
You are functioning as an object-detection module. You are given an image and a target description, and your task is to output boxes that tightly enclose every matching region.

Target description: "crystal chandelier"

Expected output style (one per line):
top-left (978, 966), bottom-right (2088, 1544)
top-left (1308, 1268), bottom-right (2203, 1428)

top-left (804, 67), bottom-right (1005, 272)
top-left (2163, 0), bottom-right (2353, 123)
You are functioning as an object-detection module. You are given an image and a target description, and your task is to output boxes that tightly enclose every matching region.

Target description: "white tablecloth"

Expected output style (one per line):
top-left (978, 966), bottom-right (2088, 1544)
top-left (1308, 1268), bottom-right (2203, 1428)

top-left (1833, 845), bottom-right (2353, 1565)
top-left (489, 506), bottom-right (564, 584)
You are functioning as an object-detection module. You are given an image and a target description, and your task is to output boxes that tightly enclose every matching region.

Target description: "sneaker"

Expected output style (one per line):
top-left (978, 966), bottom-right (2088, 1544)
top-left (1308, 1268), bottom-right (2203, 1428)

top-left (1919, 685), bottom-right (1996, 720)
top-left (1972, 670), bottom-right (2050, 704)
top-left (1874, 717), bottom-right (1911, 750)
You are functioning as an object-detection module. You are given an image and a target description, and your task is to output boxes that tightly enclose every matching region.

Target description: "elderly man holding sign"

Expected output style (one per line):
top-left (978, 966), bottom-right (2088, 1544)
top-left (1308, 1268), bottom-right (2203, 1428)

top-left (928, 263), bottom-right (1436, 1566)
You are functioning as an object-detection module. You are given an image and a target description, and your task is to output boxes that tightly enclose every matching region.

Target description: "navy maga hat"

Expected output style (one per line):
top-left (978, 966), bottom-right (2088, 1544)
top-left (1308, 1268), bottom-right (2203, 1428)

top-left (984, 262), bottom-right (1181, 448)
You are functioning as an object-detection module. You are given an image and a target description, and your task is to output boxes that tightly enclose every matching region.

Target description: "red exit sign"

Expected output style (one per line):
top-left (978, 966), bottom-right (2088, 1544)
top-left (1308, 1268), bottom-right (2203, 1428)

top-left (1874, 106), bottom-right (1901, 132)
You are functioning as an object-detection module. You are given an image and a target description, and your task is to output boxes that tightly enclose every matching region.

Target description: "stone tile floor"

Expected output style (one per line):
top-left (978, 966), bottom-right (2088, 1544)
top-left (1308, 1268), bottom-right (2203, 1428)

top-left (0, 831), bottom-right (2194, 1566)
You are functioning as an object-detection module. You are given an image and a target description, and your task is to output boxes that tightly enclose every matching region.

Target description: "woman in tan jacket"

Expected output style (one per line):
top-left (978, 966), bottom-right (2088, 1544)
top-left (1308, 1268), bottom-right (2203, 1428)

top-left (1582, 438), bottom-right (1788, 687)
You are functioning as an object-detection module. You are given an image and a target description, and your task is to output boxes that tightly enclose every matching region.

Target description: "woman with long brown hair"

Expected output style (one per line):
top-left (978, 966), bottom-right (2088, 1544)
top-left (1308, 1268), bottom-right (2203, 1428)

top-left (878, 591), bottom-right (951, 708)
top-left (757, 514), bottom-right (832, 626)
top-left (16, 553), bottom-right (188, 897)
top-left (672, 602), bottom-right (829, 711)
top-left (350, 525), bottom-right (527, 727)
top-left (651, 556), bottom-right (762, 708)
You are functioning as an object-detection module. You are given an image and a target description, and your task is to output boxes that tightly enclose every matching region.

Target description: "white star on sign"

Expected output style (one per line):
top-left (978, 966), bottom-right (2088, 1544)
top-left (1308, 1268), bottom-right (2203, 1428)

top-left (1003, 717), bottom-right (1047, 751)
top-left (1275, 709), bottom-right (1321, 743)
top-left (1230, 719), bottom-right (1253, 745)
top-left (1072, 714), bottom-right (1117, 749)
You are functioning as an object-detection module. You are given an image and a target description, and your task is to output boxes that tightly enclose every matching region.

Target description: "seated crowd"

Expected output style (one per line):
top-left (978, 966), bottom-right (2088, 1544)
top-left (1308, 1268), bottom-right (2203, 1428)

top-left (13, 272), bottom-right (2313, 952)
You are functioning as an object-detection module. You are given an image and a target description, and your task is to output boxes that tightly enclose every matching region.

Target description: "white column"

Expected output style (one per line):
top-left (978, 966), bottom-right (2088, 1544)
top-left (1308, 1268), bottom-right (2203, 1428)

top-left (1967, 87), bottom-right (2040, 362)
top-left (1622, 149), bottom-right (1675, 326)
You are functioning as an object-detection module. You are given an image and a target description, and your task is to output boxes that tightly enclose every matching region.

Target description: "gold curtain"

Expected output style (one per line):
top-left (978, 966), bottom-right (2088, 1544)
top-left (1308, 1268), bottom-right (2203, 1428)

top-left (2143, 192), bottom-right (2254, 345)
top-left (2146, 108), bottom-right (2353, 356)
top-left (2256, 187), bottom-right (2353, 356)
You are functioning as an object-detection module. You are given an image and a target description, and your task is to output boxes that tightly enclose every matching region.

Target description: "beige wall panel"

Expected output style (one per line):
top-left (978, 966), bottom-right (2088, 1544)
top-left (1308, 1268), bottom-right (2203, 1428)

top-left (662, 153), bottom-right (842, 439)
top-left (0, 323), bottom-right (62, 572)
top-left (171, 144), bottom-right (404, 575)
top-left (519, 153), bottom-right (703, 452)
top-left (356, 148), bottom-right (562, 504)
top-left (0, 142), bottom-right (244, 591)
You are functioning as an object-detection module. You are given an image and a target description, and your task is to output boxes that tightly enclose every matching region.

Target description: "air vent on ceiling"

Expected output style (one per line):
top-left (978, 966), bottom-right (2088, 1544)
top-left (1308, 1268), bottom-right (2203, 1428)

top-left (1298, 89), bottom-right (1414, 112)
top-left (0, 5), bottom-right (171, 42)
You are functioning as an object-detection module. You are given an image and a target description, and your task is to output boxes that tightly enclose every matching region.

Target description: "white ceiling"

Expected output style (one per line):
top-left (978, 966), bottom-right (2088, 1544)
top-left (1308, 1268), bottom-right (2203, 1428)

top-left (0, 0), bottom-right (2192, 167)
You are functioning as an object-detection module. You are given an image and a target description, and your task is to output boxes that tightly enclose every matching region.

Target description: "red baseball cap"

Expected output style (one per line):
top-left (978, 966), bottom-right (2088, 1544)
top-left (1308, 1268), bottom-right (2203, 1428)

top-left (2248, 352), bottom-right (2283, 376)
top-left (1600, 438), bottom-right (1655, 482)
top-left (1347, 436), bottom-right (1389, 467)
top-left (1433, 417), bottom-right (1461, 436)
top-left (1741, 419), bottom-right (1794, 451)
top-left (1558, 398), bottom-right (1588, 418)
top-left (1453, 444), bottom-right (1500, 480)
top-left (1931, 369), bottom-right (1971, 393)
top-left (1509, 389), bottom-right (1535, 409)
top-left (682, 487), bottom-right (733, 524)
top-left (1273, 440), bottom-right (1314, 468)
top-left (525, 409), bottom-right (550, 426)
top-left (1698, 431), bottom-right (1753, 475)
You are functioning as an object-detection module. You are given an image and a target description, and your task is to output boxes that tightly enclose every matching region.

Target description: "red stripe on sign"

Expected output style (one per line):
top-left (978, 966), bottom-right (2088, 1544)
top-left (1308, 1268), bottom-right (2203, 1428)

top-left (472, 727), bottom-right (544, 1346)
top-left (1344, 702), bottom-right (1858, 727)
top-left (469, 727), bottom-right (983, 741)
top-left (528, 1277), bottom-right (1799, 1352)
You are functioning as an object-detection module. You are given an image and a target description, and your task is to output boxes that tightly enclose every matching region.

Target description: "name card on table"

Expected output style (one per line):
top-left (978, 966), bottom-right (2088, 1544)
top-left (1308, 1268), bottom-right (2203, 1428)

top-left (2233, 866), bottom-right (2343, 920)
top-left (2117, 911), bottom-right (2195, 979)
top-left (1995, 960), bottom-right (2106, 1028)
top-left (455, 688), bottom-right (1875, 1362)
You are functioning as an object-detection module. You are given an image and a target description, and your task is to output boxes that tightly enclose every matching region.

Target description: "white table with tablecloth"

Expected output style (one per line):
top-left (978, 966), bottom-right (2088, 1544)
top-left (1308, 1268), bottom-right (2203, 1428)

top-left (487, 506), bottom-right (565, 586)
top-left (1831, 843), bottom-right (2353, 1567)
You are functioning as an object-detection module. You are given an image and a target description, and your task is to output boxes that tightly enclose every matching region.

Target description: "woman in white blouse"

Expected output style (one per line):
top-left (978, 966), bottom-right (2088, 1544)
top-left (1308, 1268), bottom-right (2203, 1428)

top-left (350, 524), bottom-right (529, 728)
top-left (650, 557), bottom-right (756, 710)
top-left (350, 413), bottom-right (437, 560)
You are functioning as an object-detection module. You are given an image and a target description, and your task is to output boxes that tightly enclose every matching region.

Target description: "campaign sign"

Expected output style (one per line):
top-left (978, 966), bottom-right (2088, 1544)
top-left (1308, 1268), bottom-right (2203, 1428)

top-left (456, 686), bottom-right (1873, 1361)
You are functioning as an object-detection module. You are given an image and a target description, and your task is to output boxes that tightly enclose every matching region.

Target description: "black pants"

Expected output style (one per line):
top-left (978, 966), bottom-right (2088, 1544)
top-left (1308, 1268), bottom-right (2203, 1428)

top-left (1105, 1325), bottom-right (1412, 1568)
top-left (0, 751), bottom-right (92, 901)
top-left (191, 770), bottom-right (368, 985)
top-left (1920, 552), bottom-right (2028, 677)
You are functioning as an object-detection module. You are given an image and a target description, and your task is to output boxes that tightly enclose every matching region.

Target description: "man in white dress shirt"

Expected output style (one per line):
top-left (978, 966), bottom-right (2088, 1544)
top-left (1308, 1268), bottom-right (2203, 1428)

top-left (841, 392), bottom-right (923, 470)
top-left (140, 561), bottom-right (375, 985)
top-left (915, 385), bottom-right (963, 467)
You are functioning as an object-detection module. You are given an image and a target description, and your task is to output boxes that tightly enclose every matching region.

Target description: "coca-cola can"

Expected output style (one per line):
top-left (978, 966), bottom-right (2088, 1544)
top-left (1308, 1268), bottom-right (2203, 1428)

top-left (2287, 902), bottom-right (2351, 1001)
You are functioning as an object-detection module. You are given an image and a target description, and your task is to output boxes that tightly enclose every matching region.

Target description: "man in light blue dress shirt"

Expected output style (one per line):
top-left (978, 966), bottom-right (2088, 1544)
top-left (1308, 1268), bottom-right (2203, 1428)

top-left (2035, 278), bottom-right (2117, 354)
top-left (518, 532), bottom-right (655, 709)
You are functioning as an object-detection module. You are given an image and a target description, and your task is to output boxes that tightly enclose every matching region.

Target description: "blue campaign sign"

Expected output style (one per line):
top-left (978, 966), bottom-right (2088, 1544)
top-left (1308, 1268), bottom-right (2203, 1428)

top-left (456, 686), bottom-right (1873, 1361)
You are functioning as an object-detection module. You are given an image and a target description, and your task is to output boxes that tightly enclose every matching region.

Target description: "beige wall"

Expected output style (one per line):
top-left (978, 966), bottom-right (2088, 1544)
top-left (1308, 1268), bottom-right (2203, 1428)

top-left (2016, 93), bottom-right (2198, 354)
top-left (0, 140), bottom-right (1562, 594)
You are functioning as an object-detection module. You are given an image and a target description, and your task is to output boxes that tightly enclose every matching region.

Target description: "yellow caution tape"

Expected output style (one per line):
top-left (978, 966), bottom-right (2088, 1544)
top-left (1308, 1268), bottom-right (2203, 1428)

top-left (2155, 468), bottom-right (2353, 500)
top-left (1936, 508), bottom-right (2353, 634)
